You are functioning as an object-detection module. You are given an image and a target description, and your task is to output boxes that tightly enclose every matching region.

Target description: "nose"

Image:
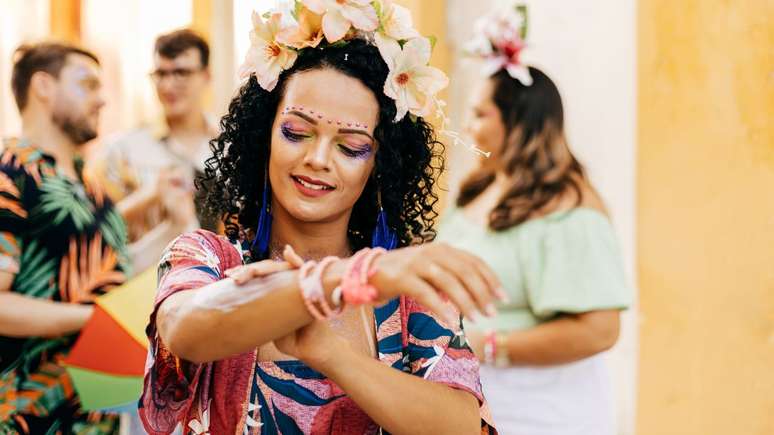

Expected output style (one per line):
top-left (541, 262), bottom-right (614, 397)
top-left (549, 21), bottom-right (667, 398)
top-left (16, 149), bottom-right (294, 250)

top-left (157, 77), bottom-right (178, 94)
top-left (95, 92), bottom-right (106, 111)
top-left (302, 136), bottom-right (332, 172)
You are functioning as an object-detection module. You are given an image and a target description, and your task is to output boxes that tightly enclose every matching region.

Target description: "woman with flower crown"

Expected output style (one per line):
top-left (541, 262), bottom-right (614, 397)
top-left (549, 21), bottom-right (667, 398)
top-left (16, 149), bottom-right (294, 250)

top-left (138, 1), bottom-right (499, 434)
top-left (434, 5), bottom-right (632, 435)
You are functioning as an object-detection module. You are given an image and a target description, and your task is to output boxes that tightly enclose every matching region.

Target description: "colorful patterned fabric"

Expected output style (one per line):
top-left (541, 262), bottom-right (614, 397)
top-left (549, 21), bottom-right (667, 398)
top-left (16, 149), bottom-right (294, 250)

top-left (139, 230), bottom-right (496, 434)
top-left (0, 138), bottom-right (129, 434)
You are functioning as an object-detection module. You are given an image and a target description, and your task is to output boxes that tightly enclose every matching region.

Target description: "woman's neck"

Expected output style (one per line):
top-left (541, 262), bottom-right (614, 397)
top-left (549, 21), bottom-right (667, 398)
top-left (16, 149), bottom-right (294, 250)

top-left (268, 204), bottom-right (352, 261)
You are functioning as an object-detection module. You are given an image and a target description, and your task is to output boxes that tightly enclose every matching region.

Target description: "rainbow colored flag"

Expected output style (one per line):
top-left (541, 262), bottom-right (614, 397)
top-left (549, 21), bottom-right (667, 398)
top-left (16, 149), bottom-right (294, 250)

top-left (63, 267), bottom-right (156, 410)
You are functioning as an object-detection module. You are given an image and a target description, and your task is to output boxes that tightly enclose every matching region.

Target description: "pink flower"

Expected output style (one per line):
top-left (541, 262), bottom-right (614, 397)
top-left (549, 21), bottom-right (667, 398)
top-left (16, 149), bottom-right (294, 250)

top-left (378, 36), bottom-right (449, 121)
top-left (239, 11), bottom-right (298, 91)
top-left (467, 7), bottom-right (532, 86)
top-left (483, 38), bottom-right (532, 86)
top-left (301, 0), bottom-right (378, 43)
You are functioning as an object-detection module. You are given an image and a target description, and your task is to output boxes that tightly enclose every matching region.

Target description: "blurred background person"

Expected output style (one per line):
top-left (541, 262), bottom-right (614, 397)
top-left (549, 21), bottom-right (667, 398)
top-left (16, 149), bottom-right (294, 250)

top-left (91, 28), bottom-right (219, 273)
top-left (435, 7), bottom-right (631, 435)
top-left (0, 42), bottom-right (128, 435)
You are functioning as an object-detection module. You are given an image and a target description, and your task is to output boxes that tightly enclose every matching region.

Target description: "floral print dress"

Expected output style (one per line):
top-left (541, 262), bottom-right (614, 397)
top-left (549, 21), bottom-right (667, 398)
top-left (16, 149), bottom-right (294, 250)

top-left (0, 139), bottom-right (130, 434)
top-left (139, 230), bottom-right (497, 434)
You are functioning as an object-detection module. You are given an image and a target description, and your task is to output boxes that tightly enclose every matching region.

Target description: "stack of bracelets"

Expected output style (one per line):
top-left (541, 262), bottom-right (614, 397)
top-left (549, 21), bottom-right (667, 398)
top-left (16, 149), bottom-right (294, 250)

top-left (298, 247), bottom-right (387, 320)
top-left (484, 330), bottom-right (511, 368)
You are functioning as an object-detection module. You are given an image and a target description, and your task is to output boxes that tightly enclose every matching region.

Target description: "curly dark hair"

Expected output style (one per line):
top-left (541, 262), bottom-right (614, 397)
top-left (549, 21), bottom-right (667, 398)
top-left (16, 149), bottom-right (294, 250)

top-left (198, 39), bottom-right (443, 260)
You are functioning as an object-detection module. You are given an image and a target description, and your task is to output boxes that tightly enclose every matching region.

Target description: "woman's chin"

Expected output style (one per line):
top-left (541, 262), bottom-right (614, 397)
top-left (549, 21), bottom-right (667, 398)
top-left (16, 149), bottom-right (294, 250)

top-left (284, 204), bottom-right (337, 224)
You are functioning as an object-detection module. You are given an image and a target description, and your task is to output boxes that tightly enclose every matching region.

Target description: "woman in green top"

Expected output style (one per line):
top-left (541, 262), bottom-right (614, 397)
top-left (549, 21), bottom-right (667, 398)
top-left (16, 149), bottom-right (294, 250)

top-left (436, 58), bottom-right (632, 434)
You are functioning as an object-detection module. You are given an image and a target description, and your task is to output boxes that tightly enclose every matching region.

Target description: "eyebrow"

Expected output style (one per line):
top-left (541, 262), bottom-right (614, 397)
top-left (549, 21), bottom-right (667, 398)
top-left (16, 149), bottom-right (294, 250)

top-left (287, 110), bottom-right (317, 124)
top-left (286, 110), bottom-right (374, 142)
top-left (78, 73), bottom-right (101, 87)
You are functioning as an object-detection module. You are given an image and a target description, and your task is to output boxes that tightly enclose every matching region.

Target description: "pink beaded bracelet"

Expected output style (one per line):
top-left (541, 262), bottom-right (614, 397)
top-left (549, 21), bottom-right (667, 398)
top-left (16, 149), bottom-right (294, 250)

top-left (299, 256), bottom-right (343, 320)
top-left (483, 330), bottom-right (497, 365)
top-left (340, 248), bottom-right (385, 306)
top-left (298, 260), bottom-right (325, 320)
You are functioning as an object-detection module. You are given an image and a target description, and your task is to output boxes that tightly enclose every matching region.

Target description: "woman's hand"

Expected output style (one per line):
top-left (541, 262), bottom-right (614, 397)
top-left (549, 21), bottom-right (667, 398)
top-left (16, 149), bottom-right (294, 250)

top-left (370, 242), bottom-right (506, 325)
top-left (273, 319), bottom-right (347, 368)
top-left (224, 245), bottom-right (305, 284)
top-left (225, 246), bottom-right (346, 366)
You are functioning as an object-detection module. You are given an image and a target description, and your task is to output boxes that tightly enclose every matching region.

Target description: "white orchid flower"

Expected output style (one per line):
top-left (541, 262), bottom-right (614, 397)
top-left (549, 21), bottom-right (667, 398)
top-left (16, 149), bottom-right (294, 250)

top-left (301, 0), bottom-right (378, 42)
top-left (378, 36), bottom-right (449, 121)
top-left (238, 11), bottom-right (298, 91)
top-left (376, 0), bottom-right (419, 41)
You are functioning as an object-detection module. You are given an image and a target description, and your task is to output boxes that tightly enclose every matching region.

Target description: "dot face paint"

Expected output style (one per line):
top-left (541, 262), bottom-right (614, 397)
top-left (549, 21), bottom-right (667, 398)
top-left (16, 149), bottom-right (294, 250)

top-left (281, 106), bottom-right (369, 130)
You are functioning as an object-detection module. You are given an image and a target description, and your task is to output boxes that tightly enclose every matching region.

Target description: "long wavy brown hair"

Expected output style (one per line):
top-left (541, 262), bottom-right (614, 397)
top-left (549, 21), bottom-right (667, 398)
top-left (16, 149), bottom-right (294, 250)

top-left (457, 67), bottom-right (587, 231)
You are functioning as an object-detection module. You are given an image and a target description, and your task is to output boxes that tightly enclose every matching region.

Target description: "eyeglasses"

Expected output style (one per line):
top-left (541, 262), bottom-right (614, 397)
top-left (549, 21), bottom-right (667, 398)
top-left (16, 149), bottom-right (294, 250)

top-left (149, 67), bottom-right (203, 83)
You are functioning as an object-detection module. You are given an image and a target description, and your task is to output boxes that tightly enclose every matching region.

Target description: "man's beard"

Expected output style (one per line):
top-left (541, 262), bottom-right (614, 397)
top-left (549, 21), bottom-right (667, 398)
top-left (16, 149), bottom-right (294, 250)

top-left (52, 110), bottom-right (98, 145)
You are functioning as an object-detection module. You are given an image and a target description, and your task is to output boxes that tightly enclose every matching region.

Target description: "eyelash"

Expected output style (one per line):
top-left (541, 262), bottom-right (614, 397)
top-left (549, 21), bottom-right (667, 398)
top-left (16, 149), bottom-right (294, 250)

top-left (338, 145), bottom-right (370, 159)
top-left (280, 125), bottom-right (308, 142)
top-left (281, 125), bottom-right (371, 159)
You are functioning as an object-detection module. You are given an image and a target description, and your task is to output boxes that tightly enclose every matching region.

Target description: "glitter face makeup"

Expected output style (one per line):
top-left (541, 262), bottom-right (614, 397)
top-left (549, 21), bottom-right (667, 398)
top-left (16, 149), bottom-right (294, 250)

top-left (279, 111), bottom-right (374, 161)
top-left (268, 68), bottom-right (378, 226)
top-left (280, 121), bottom-right (311, 143)
top-left (338, 143), bottom-right (372, 160)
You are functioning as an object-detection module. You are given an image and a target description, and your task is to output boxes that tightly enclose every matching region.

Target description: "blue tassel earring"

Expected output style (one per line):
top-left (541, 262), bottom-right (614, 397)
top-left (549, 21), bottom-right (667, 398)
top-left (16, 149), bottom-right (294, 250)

top-left (250, 167), bottom-right (272, 258)
top-left (372, 190), bottom-right (397, 250)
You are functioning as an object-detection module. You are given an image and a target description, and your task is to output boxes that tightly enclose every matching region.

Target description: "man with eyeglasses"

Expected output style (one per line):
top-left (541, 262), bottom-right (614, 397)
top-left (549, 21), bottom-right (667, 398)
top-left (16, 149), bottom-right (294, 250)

top-left (93, 29), bottom-right (219, 273)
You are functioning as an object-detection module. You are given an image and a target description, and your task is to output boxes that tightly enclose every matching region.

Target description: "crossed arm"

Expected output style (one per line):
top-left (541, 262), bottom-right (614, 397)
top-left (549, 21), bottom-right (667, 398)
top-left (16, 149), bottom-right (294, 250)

top-left (157, 254), bottom-right (485, 435)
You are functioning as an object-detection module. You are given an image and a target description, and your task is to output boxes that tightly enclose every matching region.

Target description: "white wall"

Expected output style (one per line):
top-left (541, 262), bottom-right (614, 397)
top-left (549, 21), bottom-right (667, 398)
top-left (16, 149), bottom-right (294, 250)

top-left (446, 1), bottom-right (638, 434)
top-left (80, 0), bottom-right (192, 137)
top-left (0, 0), bottom-right (49, 137)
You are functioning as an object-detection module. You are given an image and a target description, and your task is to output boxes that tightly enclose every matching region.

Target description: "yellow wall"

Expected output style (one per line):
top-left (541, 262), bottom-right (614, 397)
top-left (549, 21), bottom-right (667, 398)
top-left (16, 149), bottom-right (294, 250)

top-left (191, 0), bottom-right (215, 111)
top-left (50, 0), bottom-right (81, 43)
top-left (637, 1), bottom-right (774, 434)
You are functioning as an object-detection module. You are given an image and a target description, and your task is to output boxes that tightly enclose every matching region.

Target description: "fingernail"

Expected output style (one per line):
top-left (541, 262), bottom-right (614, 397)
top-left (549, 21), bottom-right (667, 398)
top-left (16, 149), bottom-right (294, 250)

top-left (468, 310), bottom-right (482, 324)
top-left (496, 287), bottom-right (510, 302)
top-left (485, 304), bottom-right (497, 317)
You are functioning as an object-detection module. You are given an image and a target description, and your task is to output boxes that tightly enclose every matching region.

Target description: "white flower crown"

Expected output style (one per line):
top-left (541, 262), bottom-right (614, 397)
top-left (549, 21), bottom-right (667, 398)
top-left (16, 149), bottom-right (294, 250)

top-left (238, 0), bottom-right (449, 123)
top-left (466, 3), bottom-right (533, 86)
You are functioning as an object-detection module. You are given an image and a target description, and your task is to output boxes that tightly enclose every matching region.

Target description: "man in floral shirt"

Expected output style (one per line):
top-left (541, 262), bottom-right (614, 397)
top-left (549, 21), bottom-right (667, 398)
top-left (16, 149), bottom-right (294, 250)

top-left (0, 43), bottom-right (130, 434)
